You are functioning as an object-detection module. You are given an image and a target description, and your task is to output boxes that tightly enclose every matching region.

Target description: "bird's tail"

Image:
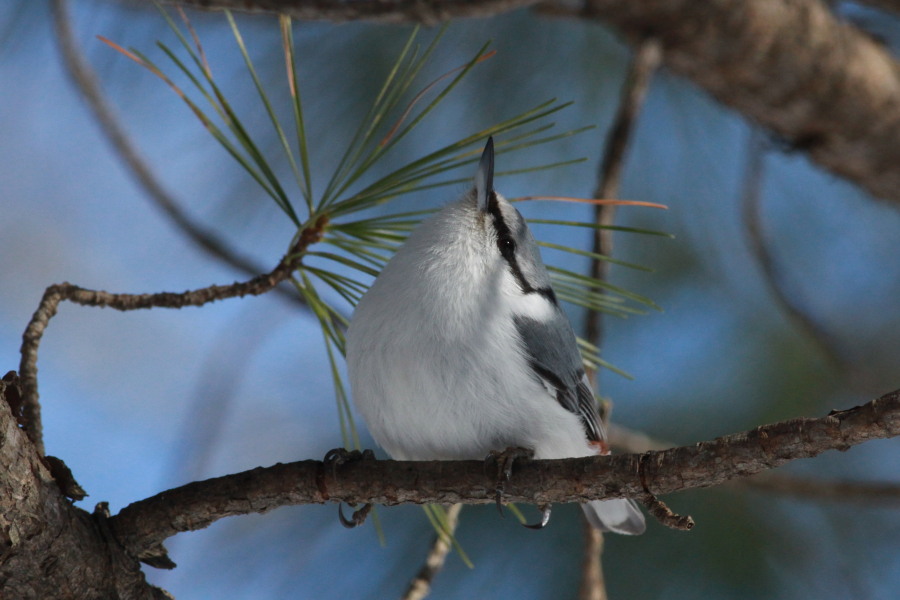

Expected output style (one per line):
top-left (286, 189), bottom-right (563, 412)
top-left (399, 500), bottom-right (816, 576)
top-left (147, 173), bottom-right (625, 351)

top-left (582, 498), bottom-right (646, 535)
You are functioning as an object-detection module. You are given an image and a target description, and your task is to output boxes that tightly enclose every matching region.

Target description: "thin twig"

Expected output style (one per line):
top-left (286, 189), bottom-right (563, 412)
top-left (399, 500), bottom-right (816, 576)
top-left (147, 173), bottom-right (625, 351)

top-left (740, 130), bottom-right (847, 371)
top-left (401, 504), bottom-right (463, 600)
top-left (108, 388), bottom-right (900, 563)
top-left (17, 216), bottom-right (328, 456)
top-left (579, 38), bottom-right (661, 600)
top-left (638, 492), bottom-right (694, 530)
top-left (49, 0), bottom-right (307, 309)
top-left (638, 453), bottom-right (693, 530)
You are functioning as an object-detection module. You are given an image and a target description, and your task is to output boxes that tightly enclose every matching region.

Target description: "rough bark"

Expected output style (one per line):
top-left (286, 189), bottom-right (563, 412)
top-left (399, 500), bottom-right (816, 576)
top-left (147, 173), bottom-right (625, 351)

top-left (4, 366), bottom-right (898, 597)
top-left (109, 389), bottom-right (900, 563)
top-left (579, 0), bottom-right (900, 205)
top-left (0, 379), bottom-right (168, 600)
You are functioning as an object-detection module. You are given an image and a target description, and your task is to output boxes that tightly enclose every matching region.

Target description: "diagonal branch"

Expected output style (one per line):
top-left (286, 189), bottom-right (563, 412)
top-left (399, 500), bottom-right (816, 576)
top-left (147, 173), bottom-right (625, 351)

top-left (401, 503), bottom-right (463, 600)
top-left (17, 216), bottom-right (328, 456)
top-left (108, 388), bottom-right (900, 563)
top-left (558, 0), bottom-right (900, 208)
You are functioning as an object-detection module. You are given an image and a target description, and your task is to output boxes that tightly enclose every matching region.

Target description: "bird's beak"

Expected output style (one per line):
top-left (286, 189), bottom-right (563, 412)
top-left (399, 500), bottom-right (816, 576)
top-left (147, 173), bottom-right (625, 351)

top-left (475, 137), bottom-right (494, 213)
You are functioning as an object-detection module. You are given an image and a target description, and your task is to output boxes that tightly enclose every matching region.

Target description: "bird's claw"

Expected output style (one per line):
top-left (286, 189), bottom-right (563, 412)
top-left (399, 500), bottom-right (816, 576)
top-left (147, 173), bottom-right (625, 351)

top-left (484, 446), bottom-right (534, 516)
top-left (323, 447), bottom-right (375, 478)
top-left (523, 504), bottom-right (553, 530)
top-left (338, 502), bottom-right (373, 529)
top-left (323, 448), bottom-right (376, 529)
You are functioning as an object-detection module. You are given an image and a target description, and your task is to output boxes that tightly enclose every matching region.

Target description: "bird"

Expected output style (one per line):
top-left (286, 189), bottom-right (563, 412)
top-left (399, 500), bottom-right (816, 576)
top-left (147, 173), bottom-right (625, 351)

top-left (345, 137), bottom-right (645, 535)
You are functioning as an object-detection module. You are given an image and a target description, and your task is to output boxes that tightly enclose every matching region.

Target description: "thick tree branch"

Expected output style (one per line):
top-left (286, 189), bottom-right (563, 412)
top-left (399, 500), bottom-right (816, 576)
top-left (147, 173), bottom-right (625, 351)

top-left (154, 0), bottom-right (539, 23)
top-left (611, 422), bottom-right (900, 503)
top-left (562, 0), bottom-right (900, 208)
top-left (109, 388), bottom-right (900, 563)
top-left (145, 0), bottom-right (900, 209)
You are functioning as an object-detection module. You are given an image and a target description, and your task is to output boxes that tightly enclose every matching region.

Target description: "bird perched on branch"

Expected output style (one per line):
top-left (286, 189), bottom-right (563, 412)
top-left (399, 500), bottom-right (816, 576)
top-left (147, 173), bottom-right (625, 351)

top-left (346, 137), bottom-right (645, 534)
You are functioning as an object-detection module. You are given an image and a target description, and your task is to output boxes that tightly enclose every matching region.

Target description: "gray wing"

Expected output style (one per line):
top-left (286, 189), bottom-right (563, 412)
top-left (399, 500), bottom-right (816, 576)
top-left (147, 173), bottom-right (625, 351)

top-left (513, 314), bottom-right (605, 443)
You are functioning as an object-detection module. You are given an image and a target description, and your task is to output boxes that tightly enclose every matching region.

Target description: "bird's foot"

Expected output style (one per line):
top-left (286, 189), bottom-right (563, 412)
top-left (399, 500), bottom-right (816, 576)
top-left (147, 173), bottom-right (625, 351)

top-left (323, 448), bottom-right (376, 529)
top-left (485, 446), bottom-right (534, 517)
top-left (323, 447), bottom-right (375, 476)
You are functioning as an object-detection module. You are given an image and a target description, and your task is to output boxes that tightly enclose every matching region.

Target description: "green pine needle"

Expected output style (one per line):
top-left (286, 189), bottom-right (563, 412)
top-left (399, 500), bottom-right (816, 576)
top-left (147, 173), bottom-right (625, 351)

top-left (422, 504), bottom-right (473, 569)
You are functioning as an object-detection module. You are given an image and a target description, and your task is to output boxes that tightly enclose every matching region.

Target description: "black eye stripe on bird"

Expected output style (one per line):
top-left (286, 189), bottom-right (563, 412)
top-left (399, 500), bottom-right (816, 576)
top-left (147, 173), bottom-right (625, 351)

top-left (347, 136), bottom-right (645, 535)
top-left (485, 190), bottom-right (559, 305)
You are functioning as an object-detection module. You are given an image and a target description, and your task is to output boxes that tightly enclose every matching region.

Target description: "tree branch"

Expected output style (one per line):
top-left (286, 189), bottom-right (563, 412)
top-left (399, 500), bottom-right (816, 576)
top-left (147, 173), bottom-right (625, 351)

top-left (154, 0), bottom-right (540, 24)
top-left (51, 0), bottom-right (310, 310)
top-left (740, 130), bottom-right (848, 371)
top-left (566, 0), bottom-right (900, 208)
top-left (585, 38), bottom-right (661, 386)
top-left (580, 38), bottom-right (661, 600)
top-left (0, 377), bottom-right (167, 599)
top-left (611, 422), bottom-right (900, 504)
top-left (738, 472), bottom-right (900, 506)
top-left (144, 0), bottom-right (900, 209)
top-left (108, 388), bottom-right (900, 563)
top-left (401, 504), bottom-right (463, 600)
top-left (17, 216), bottom-right (328, 455)
top-left (579, 527), bottom-right (606, 600)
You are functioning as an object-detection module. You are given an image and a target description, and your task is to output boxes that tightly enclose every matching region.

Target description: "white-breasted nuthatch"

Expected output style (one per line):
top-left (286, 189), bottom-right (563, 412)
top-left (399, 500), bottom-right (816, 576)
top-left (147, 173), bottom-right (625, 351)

top-left (346, 138), bottom-right (645, 534)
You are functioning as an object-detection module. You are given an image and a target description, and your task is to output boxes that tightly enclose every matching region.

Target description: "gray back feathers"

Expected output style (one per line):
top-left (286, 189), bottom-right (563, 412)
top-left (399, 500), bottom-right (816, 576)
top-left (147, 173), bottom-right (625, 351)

top-left (514, 314), bottom-right (604, 443)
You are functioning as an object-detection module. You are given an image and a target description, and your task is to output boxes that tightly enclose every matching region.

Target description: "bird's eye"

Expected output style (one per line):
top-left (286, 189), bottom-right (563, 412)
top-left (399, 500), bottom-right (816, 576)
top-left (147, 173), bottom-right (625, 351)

top-left (497, 236), bottom-right (516, 253)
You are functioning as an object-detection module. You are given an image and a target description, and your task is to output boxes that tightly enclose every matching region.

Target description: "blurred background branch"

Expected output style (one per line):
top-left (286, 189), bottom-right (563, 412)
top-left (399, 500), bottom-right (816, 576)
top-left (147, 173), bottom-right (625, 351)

top-left (580, 37), bottom-right (661, 600)
top-left (739, 130), bottom-right (848, 373)
top-left (401, 503), bottom-right (463, 600)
